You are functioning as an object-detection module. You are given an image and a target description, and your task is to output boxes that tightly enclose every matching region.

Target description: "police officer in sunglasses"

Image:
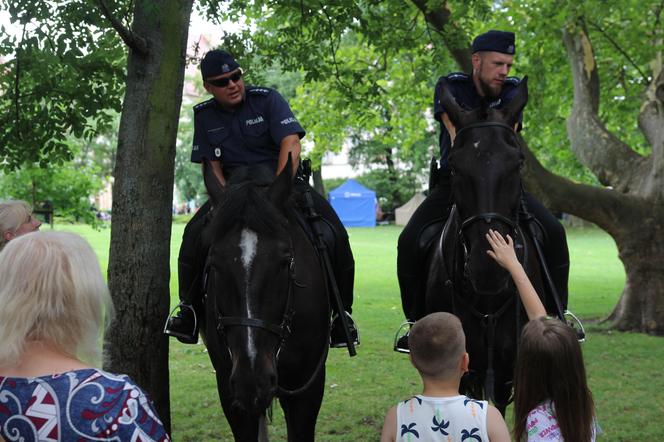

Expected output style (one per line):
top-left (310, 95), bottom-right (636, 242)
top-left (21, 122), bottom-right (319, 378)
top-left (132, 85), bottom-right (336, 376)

top-left (165, 50), bottom-right (359, 348)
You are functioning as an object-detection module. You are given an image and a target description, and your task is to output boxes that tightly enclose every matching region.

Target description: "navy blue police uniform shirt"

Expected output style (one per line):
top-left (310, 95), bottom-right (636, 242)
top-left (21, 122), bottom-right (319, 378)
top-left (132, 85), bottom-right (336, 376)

top-left (433, 72), bottom-right (522, 170)
top-left (191, 86), bottom-right (305, 174)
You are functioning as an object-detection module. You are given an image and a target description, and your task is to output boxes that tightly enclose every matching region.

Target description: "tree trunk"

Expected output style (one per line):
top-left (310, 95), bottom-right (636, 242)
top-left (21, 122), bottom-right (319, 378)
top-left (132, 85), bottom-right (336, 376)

top-left (384, 147), bottom-right (400, 208)
top-left (313, 167), bottom-right (325, 196)
top-left (104, 0), bottom-right (193, 432)
top-left (609, 212), bottom-right (664, 334)
top-left (521, 19), bottom-right (664, 334)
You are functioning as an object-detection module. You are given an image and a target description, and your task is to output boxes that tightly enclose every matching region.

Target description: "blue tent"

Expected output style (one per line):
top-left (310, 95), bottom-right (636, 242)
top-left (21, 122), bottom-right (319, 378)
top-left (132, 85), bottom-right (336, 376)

top-left (328, 179), bottom-right (376, 228)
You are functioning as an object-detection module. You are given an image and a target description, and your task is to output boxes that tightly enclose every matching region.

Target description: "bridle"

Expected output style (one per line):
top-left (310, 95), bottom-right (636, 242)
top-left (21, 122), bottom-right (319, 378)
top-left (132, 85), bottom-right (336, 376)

top-left (207, 234), bottom-right (328, 397)
top-left (451, 121), bottom-right (523, 274)
top-left (210, 253), bottom-right (297, 356)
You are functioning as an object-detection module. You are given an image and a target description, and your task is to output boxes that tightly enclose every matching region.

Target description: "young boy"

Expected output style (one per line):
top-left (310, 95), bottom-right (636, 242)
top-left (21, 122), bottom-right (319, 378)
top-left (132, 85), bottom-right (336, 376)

top-left (380, 312), bottom-right (510, 442)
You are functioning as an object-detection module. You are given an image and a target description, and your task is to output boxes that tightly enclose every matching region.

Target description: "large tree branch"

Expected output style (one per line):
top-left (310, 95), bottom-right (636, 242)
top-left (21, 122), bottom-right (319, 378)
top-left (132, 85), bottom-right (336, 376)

top-left (638, 68), bottom-right (664, 197)
top-left (520, 136), bottom-right (642, 238)
top-left (562, 18), bottom-right (647, 193)
top-left (409, 0), bottom-right (472, 73)
top-left (96, 0), bottom-right (148, 55)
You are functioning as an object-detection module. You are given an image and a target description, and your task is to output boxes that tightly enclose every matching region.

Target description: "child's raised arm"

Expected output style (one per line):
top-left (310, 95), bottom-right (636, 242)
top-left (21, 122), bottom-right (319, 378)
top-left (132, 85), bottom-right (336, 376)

top-left (486, 229), bottom-right (546, 320)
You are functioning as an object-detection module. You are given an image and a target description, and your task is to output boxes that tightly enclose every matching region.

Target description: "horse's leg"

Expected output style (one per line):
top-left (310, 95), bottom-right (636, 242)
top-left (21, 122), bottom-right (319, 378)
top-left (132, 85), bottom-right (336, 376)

top-left (493, 369), bottom-right (513, 417)
top-left (279, 367), bottom-right (325, 442)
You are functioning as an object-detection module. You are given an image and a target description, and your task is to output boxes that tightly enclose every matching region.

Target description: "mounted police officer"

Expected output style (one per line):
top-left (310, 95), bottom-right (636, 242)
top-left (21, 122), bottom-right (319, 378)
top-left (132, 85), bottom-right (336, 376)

top-left (165, 50), bottom-right (358, 348)
top-left (395, 30), bottom-right (569, 351)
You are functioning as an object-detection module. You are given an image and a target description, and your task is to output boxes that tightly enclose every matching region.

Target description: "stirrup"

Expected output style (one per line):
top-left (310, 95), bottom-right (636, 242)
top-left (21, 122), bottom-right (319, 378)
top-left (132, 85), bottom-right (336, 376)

top-left (330, 311), bottom-right (360, 348)
top-left (564, 310), bottom-right (586, 343)
top-left (163, 303), bottom-right (198, 342)
top-left (393, 321), bottom-right (414, 354)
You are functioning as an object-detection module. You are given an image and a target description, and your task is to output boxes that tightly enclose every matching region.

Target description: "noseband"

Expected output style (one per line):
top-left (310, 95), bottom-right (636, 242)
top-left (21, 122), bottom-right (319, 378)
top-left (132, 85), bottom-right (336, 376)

top-left (208, 249), bottom-right (298, 359)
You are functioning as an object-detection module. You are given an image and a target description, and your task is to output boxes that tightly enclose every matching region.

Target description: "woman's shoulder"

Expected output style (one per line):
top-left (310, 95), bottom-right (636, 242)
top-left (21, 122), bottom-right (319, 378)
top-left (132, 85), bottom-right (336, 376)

top-left (0, 368), bottom-right (170, 441)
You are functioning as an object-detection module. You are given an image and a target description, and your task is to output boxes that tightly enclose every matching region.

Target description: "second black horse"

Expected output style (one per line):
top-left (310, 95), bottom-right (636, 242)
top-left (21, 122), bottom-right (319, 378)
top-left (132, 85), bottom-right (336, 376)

top-left (424, 77), bottom-right (550, 412)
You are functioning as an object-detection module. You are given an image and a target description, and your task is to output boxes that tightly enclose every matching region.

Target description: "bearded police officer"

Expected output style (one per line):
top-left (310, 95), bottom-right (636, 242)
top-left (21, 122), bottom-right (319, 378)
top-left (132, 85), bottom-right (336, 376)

top-left (395, 31), bottom-right (569, 351)
top-left (165, 50), bottom-right (358, 348)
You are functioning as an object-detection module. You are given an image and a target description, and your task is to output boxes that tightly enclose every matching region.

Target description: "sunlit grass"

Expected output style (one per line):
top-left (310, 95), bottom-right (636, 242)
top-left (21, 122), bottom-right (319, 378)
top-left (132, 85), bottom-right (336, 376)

top-left (55, 222), bottom-right (663, 440)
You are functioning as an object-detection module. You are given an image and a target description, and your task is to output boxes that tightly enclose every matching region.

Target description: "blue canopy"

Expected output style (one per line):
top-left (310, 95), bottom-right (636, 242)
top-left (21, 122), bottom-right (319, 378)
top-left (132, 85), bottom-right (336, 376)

top-left (328, 179), bottom-right (376, 228)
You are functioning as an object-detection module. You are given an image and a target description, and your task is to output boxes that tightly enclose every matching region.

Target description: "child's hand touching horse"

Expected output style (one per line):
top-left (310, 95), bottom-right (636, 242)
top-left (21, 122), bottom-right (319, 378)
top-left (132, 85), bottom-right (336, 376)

top-left (485, 229), bottom-right (521, 273)
top-left (486, 229), bottom-right (546, 320)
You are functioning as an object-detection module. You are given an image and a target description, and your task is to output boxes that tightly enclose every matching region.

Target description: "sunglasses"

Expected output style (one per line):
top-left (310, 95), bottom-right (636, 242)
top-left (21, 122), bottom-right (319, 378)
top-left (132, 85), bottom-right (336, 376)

top-left (206, 70), bottom-right (243, 88)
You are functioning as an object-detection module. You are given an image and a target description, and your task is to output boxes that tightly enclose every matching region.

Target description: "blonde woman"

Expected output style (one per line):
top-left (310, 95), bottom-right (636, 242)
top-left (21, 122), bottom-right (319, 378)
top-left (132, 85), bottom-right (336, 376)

top-left (0, 232), bottom-right (170, 441)
top-left (0, 200), bottom-right (41, 251)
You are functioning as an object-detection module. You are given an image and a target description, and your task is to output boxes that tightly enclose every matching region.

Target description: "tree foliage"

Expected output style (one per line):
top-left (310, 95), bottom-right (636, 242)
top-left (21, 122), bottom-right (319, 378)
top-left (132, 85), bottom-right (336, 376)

top-left (209, 0), bottom-right (664, 333)
top-left (0, 0), bottom-right (125, 170)
top-left (0, 160), bottom-right (103, 224)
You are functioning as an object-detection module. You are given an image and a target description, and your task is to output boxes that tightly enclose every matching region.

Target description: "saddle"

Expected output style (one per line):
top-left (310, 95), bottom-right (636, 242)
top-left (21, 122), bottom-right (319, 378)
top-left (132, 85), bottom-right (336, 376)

top-left (290, 192), bottom-right (338, 262)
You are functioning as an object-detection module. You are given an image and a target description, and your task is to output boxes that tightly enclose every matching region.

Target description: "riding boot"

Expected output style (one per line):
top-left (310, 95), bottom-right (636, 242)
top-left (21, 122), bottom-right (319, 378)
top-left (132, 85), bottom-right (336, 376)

top-left (330, 311), bottom-right (359, 348)
top-left (164, 260), bottom-right (201, 344)
top-left (397, 272), bottom-right (423, 323)
top-left (330, 264), bottom-right (359, 348)
top-left (394, 273), bottom-right (421, 353)
top-left (549, 262), bottom-right (570, 314)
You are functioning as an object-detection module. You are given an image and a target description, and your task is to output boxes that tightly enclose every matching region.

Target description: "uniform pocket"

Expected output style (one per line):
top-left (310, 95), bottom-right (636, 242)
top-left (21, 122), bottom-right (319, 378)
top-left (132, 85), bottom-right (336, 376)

top-left (207, 126), bottom-right (230, 146)
top-left (243, 118), bottom-right (268, 138)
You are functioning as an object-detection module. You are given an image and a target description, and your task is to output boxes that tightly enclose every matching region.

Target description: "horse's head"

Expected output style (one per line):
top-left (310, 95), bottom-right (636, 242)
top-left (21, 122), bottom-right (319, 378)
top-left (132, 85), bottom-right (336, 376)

top-left (442, 77), bottom-right (528, 295)
top-left (203, 159), bottom-right (296, 414)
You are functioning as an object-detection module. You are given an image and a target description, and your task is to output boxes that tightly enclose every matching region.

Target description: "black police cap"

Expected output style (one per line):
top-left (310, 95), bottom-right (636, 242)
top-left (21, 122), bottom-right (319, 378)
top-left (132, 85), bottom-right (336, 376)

top-left (200, 50), bottom-right (241, 80)
top-left (472, 30), bottom-right (515, 55)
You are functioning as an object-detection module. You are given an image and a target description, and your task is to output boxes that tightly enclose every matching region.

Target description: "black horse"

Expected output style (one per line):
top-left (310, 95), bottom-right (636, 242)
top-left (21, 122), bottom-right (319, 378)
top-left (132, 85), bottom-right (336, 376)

top-left (424, 77), bottom-right (547, 411)
top-left (199, 158), bottom-right (329, 441)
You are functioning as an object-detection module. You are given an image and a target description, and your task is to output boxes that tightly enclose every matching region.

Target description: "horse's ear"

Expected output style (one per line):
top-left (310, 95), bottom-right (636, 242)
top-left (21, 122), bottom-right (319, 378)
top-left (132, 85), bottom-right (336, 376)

top-left (268, 153), bottom-right (293, 206)
top-left (439, 78), bottom-right (466, 129)
top-left (502, 76), bottom-right (528, 126)
top-left (203, 160), bottom-right (225, 205)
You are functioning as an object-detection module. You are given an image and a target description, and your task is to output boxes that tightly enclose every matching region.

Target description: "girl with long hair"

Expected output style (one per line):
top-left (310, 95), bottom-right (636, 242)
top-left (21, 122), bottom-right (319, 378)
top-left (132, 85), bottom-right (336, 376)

top-left (487, 229), bottom-right (596, 442)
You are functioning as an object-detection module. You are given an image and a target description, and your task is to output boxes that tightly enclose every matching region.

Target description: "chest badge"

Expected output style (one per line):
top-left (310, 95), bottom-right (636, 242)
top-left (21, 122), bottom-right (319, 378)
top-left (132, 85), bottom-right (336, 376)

top-left (246, 116), bottom-right (265, 126)
top-left (214, 148), bottom-right (222, 158)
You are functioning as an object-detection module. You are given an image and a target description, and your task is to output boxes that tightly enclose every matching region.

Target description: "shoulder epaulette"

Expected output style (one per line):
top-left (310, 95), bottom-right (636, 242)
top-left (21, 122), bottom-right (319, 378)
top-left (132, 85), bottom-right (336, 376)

top-left (444, 72), bottom-right (471, 82)
top-left (246, 86), bottom-right (273, 96)
top-left (193, 99), bottom-right (215, 113)
top-left (505, 76), bottom-right (521, 86)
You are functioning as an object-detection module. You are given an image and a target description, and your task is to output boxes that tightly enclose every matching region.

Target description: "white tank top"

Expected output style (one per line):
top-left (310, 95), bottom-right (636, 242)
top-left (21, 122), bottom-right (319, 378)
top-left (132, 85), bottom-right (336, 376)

top-left (396, 395), bottom-right (489, 442)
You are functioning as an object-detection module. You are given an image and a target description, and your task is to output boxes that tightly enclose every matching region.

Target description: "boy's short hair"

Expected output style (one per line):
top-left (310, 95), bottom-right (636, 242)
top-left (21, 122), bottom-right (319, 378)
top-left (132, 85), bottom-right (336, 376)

top-left (409, 312), bottom-right (466, 378)
top-left (0, 231), bottom-right (113, 367)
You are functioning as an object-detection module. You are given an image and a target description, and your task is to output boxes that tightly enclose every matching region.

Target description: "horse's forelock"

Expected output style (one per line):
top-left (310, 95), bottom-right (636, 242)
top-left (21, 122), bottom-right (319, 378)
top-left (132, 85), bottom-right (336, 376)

top-left (212, 168), bottom-right (290, 238)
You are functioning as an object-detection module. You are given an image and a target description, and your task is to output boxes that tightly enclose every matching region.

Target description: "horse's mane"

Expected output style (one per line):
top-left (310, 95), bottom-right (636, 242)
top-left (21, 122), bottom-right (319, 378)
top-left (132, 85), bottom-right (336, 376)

top-left (476, 99), bottom-right (492, 121)
top-left (211, 166), bottom-right (290, 238)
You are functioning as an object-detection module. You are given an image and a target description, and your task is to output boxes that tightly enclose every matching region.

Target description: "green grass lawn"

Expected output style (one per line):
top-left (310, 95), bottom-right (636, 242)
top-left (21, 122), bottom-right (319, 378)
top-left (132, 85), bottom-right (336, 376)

top-left (54, 222), bottom-right (664, 440)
